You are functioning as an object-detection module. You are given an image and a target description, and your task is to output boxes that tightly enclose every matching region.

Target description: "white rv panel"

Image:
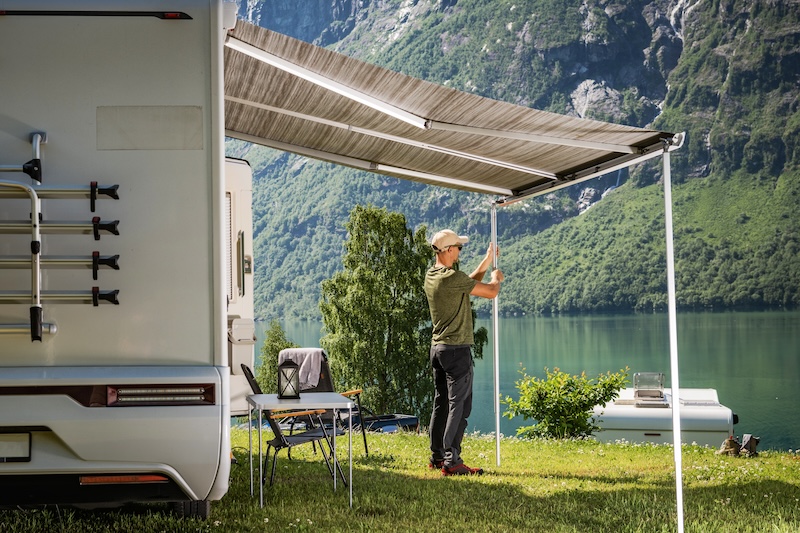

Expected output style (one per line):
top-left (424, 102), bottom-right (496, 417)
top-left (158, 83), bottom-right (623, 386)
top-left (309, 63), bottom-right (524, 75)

top-left (224, 158), bottom-right (255, 416)
top-left (0, 1), bottom-right (243, 512)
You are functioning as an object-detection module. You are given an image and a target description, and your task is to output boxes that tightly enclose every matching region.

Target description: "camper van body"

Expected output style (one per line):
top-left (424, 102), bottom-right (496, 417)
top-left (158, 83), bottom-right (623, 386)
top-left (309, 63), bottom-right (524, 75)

top-left (0, 0), bottom-right (252, 513)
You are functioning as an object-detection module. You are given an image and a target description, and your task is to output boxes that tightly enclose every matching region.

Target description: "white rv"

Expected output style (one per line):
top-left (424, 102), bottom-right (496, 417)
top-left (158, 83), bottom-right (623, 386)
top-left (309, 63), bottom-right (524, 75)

top-left (0, 1), bottom-right (253, 518)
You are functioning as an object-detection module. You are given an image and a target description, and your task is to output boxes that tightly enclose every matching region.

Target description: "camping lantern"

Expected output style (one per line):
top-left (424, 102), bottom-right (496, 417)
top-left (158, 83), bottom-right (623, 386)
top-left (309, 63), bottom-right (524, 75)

top-left (277, 359), bottom-right (300, 399)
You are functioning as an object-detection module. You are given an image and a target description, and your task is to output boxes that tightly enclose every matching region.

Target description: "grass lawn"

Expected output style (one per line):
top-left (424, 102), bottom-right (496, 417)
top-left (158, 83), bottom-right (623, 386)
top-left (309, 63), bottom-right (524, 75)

top-left (2, 429), bottom-right (799, 532)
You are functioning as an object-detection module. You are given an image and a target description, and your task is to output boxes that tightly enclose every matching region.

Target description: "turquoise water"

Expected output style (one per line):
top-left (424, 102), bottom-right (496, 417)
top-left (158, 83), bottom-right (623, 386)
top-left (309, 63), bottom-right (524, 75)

top-left (258, 311), bottom-right (800, 451)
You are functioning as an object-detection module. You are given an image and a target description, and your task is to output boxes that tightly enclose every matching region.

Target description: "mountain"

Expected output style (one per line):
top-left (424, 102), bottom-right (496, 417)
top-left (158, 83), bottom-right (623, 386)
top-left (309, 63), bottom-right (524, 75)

top-left (228, 0), bottom-right (800, 320)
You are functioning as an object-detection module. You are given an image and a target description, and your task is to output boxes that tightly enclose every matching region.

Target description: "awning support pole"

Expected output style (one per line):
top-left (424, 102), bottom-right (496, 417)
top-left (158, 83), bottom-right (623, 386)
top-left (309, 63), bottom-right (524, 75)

top-left (663, 145), bottom-right (684, 533)
top-left (491, 203), bottom-right (501, 466)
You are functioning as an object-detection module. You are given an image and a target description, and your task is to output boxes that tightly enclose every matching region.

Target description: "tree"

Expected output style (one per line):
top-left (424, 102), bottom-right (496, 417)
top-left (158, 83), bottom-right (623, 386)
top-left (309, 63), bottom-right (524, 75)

top-left (255, 320), bottom-right (299, 394)
top-left (319, 205), bottom-right (434, 423)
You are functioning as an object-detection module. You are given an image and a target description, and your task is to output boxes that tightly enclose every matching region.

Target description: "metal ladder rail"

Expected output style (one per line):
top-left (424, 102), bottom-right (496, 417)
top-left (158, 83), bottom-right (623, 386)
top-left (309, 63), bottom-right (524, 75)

top-left (0, 182), bottom-right (120, 212)
top-left (0, 289), bottom-right (119, 305)
top-left (0, 132), bottom-right (45, 183)
top-left (0, 253), bottom-right (120, 280)
top-left (0, 323), bottom-right (58, 336)
top-left (0, 219), bottom-right (120, 240)
top-left (0, 180), bottom-right (44, 341)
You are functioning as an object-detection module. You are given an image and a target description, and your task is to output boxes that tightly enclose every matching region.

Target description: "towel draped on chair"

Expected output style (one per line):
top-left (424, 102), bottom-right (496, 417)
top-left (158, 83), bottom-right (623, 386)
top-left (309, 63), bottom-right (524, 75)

top-left (278, 347), bottom-right (325, 390)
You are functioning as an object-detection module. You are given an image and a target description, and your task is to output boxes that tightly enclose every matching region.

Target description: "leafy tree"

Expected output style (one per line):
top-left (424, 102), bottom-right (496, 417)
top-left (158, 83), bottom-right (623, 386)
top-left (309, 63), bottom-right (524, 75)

top-left (319, 205), bottom-right (434, 423)
top-left (255, 320), bottom-right (299, 394)
top-left (503, 367), bottom-right (629, 439)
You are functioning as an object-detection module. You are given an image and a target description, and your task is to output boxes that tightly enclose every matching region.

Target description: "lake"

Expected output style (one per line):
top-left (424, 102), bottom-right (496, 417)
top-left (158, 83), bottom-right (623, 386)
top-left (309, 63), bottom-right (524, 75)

top-left (255, 310), bottom-right (800, 451)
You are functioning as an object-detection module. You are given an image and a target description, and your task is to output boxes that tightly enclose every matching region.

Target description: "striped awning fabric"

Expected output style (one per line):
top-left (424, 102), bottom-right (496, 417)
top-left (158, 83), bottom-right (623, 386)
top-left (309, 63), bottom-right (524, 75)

top-left (223, 20), bottom-right (682, 202)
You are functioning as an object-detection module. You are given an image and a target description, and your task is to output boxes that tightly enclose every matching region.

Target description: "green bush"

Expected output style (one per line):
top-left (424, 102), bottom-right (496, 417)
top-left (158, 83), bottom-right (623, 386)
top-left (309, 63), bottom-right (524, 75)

top-left (503, 367), bottom-right (629, 439)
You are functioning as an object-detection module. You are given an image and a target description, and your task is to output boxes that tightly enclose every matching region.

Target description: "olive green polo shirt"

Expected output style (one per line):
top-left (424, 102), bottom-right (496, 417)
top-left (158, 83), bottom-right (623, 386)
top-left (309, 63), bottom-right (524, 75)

top-left (425, 265), bottom-right (477, 346)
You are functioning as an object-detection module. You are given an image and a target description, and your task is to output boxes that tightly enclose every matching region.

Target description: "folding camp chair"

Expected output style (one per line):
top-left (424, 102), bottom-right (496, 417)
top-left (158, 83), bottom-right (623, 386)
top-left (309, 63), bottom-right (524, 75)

top-left (261, 407), bottom-right (346, 487)
top-left (241, 364), bottom-right (347, 486)
top-left (278, 348), bottom-right (370, 454)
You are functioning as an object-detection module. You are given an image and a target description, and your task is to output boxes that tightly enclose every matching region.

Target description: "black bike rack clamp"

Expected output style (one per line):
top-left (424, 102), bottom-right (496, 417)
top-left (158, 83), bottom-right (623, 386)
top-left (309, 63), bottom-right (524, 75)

top-left (90, 182), bottom-right (120, 212)
top-left (92, 217), bottom-right (120, 241)
top-left (91, 251), bottom-right (120, 280)
top-left (91, 287), bottom-right (120, 306)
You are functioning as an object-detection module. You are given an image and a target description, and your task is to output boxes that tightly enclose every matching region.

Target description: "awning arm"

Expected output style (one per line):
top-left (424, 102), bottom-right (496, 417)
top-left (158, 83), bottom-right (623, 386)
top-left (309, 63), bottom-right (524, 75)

top-left (225, 95), bottom-right (558, 180)
top-left (225, 129), bottom-right (514, 196)
top-left (225, 36), bottom-right (430, 130)
top-left (496, 133), bottom-right (685, 206)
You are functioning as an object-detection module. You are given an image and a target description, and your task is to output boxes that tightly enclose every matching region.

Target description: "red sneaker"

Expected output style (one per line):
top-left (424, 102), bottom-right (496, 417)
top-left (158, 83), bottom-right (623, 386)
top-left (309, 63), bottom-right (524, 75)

top-left (428, 459), bottom-right (444, 469)
top-left (442, 463), bottom-right (484, 476)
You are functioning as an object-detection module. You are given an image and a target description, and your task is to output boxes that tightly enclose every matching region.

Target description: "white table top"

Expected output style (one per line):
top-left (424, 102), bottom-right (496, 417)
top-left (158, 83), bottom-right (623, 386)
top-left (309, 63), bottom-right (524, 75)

top-left (247, 392), bottom-right (354, 411)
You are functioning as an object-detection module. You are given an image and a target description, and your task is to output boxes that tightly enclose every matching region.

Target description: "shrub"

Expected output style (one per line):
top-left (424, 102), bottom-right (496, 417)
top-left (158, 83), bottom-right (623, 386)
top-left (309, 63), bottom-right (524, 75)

top-left (502, 367), bottom-right (629, 439)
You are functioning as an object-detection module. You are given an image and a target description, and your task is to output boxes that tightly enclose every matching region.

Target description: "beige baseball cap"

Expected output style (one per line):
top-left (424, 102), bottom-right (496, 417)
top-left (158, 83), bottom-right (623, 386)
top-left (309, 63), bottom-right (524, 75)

top-left (430, 229), bottom-right (469, 252)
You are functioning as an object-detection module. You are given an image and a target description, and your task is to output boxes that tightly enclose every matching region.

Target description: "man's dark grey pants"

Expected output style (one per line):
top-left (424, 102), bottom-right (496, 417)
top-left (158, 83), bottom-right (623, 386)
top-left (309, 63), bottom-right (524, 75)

top-left (429, 344), bottom-right (473, 467)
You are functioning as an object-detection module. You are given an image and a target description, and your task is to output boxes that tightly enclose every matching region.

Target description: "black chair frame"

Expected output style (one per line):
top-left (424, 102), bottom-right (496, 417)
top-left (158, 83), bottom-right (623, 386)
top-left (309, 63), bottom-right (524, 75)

top-left (262, 407), bottom-right (346, 487)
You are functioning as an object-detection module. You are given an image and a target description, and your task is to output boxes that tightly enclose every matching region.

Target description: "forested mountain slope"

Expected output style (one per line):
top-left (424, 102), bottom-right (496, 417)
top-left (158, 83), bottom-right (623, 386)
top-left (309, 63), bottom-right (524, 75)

top-left (228, 0), bottom-right (799, 320)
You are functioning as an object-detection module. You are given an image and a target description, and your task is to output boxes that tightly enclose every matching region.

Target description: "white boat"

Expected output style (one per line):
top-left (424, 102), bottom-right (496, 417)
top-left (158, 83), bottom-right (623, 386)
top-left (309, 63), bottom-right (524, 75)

top-left (592, 373), bottom-right (738, 447)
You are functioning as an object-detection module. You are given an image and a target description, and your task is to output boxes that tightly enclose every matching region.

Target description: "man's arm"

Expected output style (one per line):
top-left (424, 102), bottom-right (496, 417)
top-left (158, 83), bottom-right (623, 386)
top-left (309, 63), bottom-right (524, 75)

top-left (469, 242), bottom-right (503, 298)
top-left (471, 269), bottom-right (503, 299)
top-left (469, 243), bottom-right (498, 281)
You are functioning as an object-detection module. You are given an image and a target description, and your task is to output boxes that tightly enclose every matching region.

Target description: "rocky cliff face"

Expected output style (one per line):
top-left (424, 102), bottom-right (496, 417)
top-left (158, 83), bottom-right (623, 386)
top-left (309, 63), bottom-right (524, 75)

top-left (237, 0), bottom-right (363, 46)
top-left (564, 0), bottom-right (682, 124)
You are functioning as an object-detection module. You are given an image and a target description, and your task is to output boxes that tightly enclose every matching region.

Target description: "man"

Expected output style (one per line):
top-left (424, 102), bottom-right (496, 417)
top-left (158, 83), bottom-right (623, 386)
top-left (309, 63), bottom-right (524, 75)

top-left (425, 229), bottom-right (503, 476)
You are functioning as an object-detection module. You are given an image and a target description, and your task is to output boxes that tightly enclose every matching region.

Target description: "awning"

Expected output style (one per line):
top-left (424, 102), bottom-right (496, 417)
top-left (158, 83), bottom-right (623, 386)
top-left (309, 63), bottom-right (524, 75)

top-left (223, 20), bottom-right (686, 532)
top-left (223, 20), bottom-right (683, 203)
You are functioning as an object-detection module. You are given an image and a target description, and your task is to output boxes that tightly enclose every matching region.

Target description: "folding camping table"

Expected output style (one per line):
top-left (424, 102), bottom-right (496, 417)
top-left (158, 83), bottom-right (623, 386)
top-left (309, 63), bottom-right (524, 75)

top-left (247, 393), bottom-right (354, 508)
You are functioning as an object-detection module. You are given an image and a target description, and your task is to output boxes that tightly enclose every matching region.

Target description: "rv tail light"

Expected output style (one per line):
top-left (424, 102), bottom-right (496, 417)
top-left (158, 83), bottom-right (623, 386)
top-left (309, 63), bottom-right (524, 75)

top-left (106, 384), bottom-right (215, 406)
top-left (79, 474), bottom-right (169, 485)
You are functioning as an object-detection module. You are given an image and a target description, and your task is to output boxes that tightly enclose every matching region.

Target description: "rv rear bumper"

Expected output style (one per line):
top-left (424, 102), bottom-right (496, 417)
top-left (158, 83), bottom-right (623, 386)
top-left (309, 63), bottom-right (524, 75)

top-left (0, 366), bottom-right (230, 506)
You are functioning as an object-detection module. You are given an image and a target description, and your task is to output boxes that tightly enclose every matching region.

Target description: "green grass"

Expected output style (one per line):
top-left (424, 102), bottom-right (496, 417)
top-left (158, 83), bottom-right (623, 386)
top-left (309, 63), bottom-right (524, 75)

top-left (2, 430), bottom-right (799, 532)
